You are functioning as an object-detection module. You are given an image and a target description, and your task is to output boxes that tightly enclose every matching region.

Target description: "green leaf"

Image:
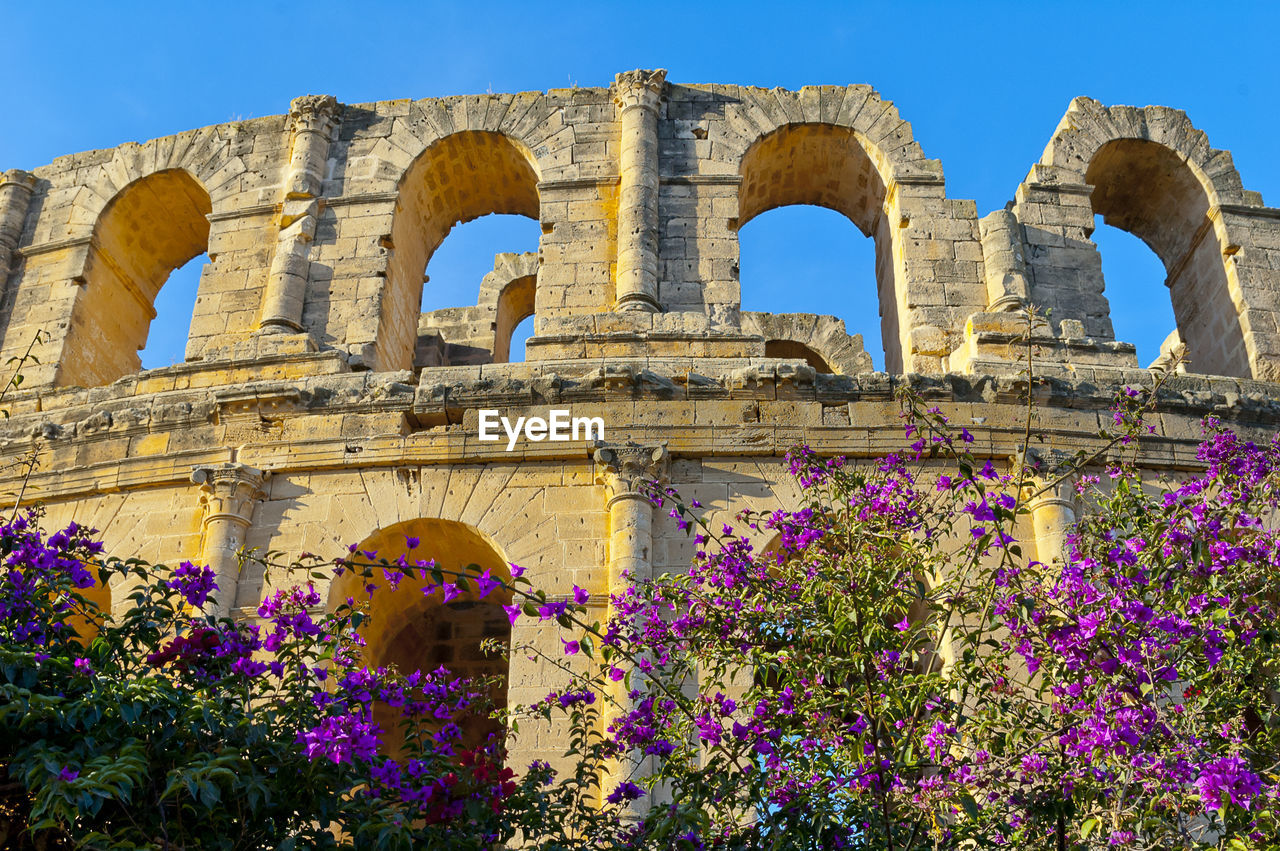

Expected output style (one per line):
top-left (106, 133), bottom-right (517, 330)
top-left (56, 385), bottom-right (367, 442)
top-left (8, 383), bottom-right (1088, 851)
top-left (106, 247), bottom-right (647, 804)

top-left (1080, 817), bottom-right (1098, 840)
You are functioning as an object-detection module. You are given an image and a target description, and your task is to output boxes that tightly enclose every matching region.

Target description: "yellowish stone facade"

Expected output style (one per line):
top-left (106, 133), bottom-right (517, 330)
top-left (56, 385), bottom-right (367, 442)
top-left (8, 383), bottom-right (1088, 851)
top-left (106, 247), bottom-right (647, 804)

top-left (2, 72), bottom-right (1280, 770)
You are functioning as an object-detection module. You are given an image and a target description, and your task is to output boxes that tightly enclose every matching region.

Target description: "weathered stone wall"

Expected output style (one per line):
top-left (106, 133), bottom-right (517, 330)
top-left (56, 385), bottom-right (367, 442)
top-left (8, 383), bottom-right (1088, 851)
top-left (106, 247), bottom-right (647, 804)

top-left (2, 72), bottom-right (1280, 773)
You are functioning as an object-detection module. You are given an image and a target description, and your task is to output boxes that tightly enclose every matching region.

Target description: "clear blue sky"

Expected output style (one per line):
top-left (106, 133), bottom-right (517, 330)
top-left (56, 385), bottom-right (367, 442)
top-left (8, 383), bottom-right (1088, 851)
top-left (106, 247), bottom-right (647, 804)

top-left (5, 1), bottom-right (1278, 369)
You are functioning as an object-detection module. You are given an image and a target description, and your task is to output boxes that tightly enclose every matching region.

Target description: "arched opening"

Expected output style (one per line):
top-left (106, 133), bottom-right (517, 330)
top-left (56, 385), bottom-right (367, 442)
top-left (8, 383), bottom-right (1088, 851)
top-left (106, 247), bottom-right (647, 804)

top-left (57, 169), bottom-right (211, 387)
top-left (386, 131), bottom-right (540, 372)
top-left (763, 339), bottom-right (833, 374)
top-left (422, 216), bottom-right (540, 317)
top-left (1086, 138), bottom-right (1248, 377)
top-left (507, 316), bottom-right (535, 363)
top-left (417, 216), bottom-right (540, 367)
top-left (140, 252), bottom-right (207, 369)
top-left (1090, 220), bottom-right (1177, 368)
top-left (739, 206), bottom-right (882, 371)
top-left (738, 125), bottom-right (896, 371)
top-left (329, 518), bottom-right (513, 756)
top-left (494, 275), bottom-right (536, 363)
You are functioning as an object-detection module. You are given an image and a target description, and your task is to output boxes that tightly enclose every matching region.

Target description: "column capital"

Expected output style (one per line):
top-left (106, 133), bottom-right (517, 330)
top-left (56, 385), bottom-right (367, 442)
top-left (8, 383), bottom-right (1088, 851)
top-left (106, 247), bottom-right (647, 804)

top-left (192, 463), bottom-right (269, 522)
top-left (595, 442), bottom-right (668, 503)
top-left (0, 169), bottom-right (37, 195)
top-left (1015, 448), bottom-right (1078, 508)
top-left (288, 94), bottom-right (341, 137)
top-left (612, 69), bottom-right (667, 113)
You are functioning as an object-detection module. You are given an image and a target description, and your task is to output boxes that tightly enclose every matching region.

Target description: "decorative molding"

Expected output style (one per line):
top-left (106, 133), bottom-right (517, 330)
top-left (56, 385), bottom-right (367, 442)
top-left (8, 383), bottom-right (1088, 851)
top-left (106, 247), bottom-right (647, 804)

top-left (212, 385), bottom-right (305, 422)
top-left (1016, 447), bottom-right (1078, 509)
top-left (0, 169), bottom-right (38, 195)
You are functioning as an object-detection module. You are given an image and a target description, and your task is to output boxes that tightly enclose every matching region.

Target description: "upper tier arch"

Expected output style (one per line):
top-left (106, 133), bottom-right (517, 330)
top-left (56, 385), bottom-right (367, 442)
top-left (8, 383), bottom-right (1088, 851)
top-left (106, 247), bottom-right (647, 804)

top-left (703, 85), bottom-right (986, 373)
top-left (1013, 98), bottom-right (1279, 379)
top-left (2, 121), bottom-right (259, 386)
top-left (380, 131), bottom-right (541, 372)
top-left (315, 92), bottom-right (575, 371)
top-left (58, 168), bottom-right (212, 387)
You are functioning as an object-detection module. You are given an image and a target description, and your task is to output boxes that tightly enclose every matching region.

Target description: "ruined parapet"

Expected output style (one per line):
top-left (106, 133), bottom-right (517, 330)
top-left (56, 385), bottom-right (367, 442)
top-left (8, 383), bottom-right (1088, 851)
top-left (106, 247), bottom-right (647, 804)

top-left (415, 251), bottom-right (540, 368)
top-left (741, 312), bottom-right (874, 375)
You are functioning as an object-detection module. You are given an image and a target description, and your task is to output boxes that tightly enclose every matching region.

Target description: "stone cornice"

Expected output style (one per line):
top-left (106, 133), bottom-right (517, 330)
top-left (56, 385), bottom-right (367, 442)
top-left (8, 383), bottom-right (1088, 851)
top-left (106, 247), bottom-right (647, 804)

top-left (1, 365), bottom-right (1276, 504)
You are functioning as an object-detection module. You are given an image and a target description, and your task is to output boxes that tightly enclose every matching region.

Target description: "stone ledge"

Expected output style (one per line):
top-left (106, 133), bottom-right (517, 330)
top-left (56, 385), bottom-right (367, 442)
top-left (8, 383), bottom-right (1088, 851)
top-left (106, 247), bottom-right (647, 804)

top-left (1, 364), bottom-right (1275, 465)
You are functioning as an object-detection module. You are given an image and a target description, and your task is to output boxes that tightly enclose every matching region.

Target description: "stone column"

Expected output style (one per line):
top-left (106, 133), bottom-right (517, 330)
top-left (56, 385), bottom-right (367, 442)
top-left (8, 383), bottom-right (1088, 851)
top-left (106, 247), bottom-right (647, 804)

top-left (594, 442), bottom-right (668, 811)
top-left (979, 209), bottom-right (1030, 312)
top-left (611, 69), bottom-right (666, 313)
top-left (192, 463), bottom-right (269, 616)
top-left (259, 94), bottom-right (340, 333)
top-left (0, 169), bottom-right (37, 289)
top-left (1021, 451), bottom-right (1077, 566)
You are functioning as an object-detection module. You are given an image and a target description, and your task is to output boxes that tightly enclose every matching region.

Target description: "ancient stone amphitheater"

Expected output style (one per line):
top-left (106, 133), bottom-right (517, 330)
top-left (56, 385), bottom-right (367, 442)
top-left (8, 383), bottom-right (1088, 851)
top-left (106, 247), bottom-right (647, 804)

top-left (2, 70), bottom-right (1279, 768)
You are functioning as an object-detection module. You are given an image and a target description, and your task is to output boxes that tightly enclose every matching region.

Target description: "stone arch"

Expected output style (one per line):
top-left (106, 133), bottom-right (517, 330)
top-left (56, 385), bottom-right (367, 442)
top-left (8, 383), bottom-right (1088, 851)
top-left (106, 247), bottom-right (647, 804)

top-left (742, 311), bottom-right (874, 375)
top-left (487, 252), bottom-right (538, 363)
top-left (494, 276), bottom-right (536, 364)
top-left (1086, 139), bottom-right (1246, 376)
top-left (380, 131), bottom-right (542, 372)
top-left (329, 517), bottom-right (514, 753)
top-left (714, 86), bottom-right (985, 374)
top-left (57, 169), bottom-right (212, 387)
top-left (1020, 98), bottom-right (1280, 379)
top-left (738, 124), bottom-right (891, 236)
top-left (0, 121), bottom-right (253, 387)
top-left (53, 123), bottom-right (250, 237)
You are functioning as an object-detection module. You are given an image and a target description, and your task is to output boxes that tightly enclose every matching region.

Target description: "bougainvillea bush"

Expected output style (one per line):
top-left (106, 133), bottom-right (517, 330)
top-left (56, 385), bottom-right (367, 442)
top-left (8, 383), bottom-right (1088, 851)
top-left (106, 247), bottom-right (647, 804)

top-left (0, 520), bottom-right (604, 849)
top-left (4, 386), bottom-right (1280, 849)
top-left (540, 396), bottom-right (1280, 850)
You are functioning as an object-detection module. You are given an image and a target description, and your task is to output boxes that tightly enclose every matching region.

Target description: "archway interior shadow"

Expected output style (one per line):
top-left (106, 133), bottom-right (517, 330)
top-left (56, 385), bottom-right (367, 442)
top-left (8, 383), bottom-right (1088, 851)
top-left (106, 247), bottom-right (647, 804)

top-left (330, 518), bottom-right (514, 758)
top-left (61, 168), bottom-right (211, 387)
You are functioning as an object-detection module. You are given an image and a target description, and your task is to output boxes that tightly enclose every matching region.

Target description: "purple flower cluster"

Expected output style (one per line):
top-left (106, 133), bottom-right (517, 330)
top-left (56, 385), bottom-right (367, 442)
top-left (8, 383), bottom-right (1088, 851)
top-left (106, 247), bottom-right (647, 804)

top-left (297, 707), bottom-right (382, 764)
top-left (258, 583), bottom-right (323, 651)
top-left (163, 561), bottom-right (218, 609)
top-left (1, 513), bottom-right (103, 646)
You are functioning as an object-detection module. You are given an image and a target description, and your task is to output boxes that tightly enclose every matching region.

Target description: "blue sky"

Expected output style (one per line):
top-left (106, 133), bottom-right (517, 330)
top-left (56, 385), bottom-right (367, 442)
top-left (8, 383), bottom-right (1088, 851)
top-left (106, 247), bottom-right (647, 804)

top-left (5, 1), bottom-right (1278, 369)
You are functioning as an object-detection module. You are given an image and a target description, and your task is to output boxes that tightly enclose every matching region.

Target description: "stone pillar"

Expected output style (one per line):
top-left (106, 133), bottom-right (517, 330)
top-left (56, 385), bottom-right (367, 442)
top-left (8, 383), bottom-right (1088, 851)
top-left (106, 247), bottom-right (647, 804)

top-left (597, 443), bottom-right (667, 584)
top-left (979, 209), bottom-right (1030, 312)
top-left (611, 69), bottom-right (666, 314)
top-left (1021, 451), bottom-right (1077, 566)
top-left (594, 442), bottom-right (668, 811)
top-left (0, 169), bottom-right (37, 289)
top-left (192, 463), bottom-right (269, 616)
top-left (259, 94), bottom-right (340, 333)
